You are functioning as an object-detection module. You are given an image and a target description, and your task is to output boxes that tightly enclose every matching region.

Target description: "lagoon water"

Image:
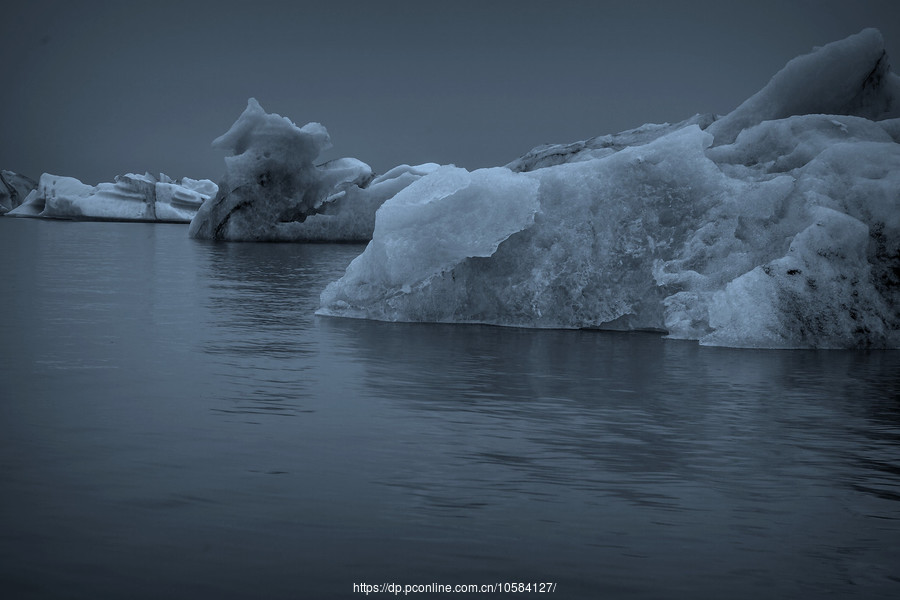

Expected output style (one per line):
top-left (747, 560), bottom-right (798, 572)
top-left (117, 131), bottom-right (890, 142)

top-left (0, 218), bottom-right (898, 599)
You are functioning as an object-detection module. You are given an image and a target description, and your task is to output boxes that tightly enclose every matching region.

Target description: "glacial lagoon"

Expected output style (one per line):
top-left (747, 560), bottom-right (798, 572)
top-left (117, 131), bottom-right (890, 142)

top-left (0, 218), bottom-right (898, 599)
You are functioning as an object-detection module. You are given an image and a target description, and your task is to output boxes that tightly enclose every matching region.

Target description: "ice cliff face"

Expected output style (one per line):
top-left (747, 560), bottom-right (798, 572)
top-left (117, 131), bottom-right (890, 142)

top-left (319, 28), bottom-right (900, 349)
top-left (0, 170), bottom-right (38, 214)
top-left (189, 98), bottom-right (434, 242)
top-left (7, 172), bottom-right (216, 222)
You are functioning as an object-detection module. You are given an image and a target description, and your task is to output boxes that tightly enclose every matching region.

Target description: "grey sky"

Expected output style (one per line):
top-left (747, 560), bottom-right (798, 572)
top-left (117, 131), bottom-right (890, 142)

top-left (2, 0), bottom-right (899, 185)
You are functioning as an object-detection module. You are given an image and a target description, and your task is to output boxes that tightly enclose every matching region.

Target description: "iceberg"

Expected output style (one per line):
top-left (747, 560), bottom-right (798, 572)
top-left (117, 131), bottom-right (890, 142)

top-left (0, 170), bottom-right (38, 214)
top-left (189, 98), bottom-right (436, 242)
top-left (189, 98), bottom-right (366, 241)
top-left (7, 172), bottom-right (217, 222)
top-left (319, 29), bottom-right (900, 349)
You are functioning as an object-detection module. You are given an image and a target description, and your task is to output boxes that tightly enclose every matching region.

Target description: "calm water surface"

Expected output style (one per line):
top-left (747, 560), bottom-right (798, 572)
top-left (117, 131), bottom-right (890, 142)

top-left (0, 219), bottom-right (898, 599)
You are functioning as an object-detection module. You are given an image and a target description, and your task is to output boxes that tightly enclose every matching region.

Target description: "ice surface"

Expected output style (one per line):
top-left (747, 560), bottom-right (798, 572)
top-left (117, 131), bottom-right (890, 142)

top-left (320, 29), bottom-right (900, 349)
top-left (321, 165), bottom-right (540, 313)
top-left (7, 172), bottom-right (216, 222)
top-left (506, 113), bottom-right (717, 172)
top-left (189, 98), bottom-right (384, 241)
top-left (275, 163), bottom-right (441, 242)
top-left (321, 126), bottom-right (731, 331)
top-left (707, 28), bottom-right (900, 145)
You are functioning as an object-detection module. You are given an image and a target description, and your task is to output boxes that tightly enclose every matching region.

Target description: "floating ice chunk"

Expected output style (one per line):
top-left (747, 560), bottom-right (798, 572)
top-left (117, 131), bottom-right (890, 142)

top-left (707, 28), bottom-right (900, 145)
top-left (188, 99), bottom-right (437, 242)
top-left (189, 98), bottom-right (373, 241)
top-left (320, 126), bottom-right (726, 326)
top-left (318, 30), bottom-right (900, 348)
top-left (6, 172), bottom-right (217, 222)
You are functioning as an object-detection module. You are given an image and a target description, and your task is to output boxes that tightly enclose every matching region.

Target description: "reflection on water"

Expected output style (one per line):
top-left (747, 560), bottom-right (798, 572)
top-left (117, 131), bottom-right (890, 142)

top-left (321, 317), bottom-right (900, 500)
top-left (198, 241), bottom-right (363, 418)
top-left (318, 319), bottom-right (900, 596)
top-left (0, 219), bottom-right (898, 599)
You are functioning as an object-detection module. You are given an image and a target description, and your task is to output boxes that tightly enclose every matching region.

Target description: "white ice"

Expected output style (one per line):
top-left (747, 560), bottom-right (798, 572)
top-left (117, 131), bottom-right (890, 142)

top-left (7, 172), bottom-right (217, 222)
top-left (319, 29), bottom-right (900, 349)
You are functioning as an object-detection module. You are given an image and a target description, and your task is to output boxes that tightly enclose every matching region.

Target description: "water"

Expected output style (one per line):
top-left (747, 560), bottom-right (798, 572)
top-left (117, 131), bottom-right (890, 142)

top-left (0, 218), bottom-right (898, 599)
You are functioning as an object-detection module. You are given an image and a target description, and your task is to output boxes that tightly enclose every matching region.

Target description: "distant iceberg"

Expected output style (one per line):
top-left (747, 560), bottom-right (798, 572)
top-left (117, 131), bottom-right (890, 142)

top-left (319, 28), bottom-right (900, 349)
top-left (7, 172), bottom-right (217, 222)
top-left (189, 98), bottom-right (437, 242)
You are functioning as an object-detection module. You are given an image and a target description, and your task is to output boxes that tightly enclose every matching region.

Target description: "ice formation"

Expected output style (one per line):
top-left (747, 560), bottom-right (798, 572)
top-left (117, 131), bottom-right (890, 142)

top-left (190, 98), bottom-right (432, 242)
top-left (319, 29), bottom-right (900, 349)
top-left (706, 27), bottom-right (899, 145)
top-left (277, 162), bottom-right (441, 242)
top-left (7, 172), bottom-right (216, 222)
top-left (0, 170), bottom-right (38, 214)
top-left (505, 114), bottom-right (718, 172)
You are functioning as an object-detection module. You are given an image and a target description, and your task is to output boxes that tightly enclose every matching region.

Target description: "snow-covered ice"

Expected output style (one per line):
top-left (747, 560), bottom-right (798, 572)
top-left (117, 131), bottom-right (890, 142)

top-left (319, 29), bottom-right (900, 349)
top-left (7, 172), bottom-right (216, 222)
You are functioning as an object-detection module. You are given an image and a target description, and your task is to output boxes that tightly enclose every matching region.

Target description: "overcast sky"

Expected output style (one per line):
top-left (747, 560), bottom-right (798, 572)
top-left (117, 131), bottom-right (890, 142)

top-left (2, 0), bottom-right (899, 184)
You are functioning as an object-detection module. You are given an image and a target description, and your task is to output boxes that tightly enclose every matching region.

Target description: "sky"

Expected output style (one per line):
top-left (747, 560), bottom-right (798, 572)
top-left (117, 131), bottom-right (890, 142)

top-left (2, 0), bottom-right (900, 185)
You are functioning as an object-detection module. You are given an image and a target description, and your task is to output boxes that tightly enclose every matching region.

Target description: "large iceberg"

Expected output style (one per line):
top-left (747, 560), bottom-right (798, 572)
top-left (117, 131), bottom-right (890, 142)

top-left (189, 98), bottom-right (437, 242)
top-left (319, 29), bottom-right (900, 349)
top-left (7, 172), bottom-right (217, 222)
